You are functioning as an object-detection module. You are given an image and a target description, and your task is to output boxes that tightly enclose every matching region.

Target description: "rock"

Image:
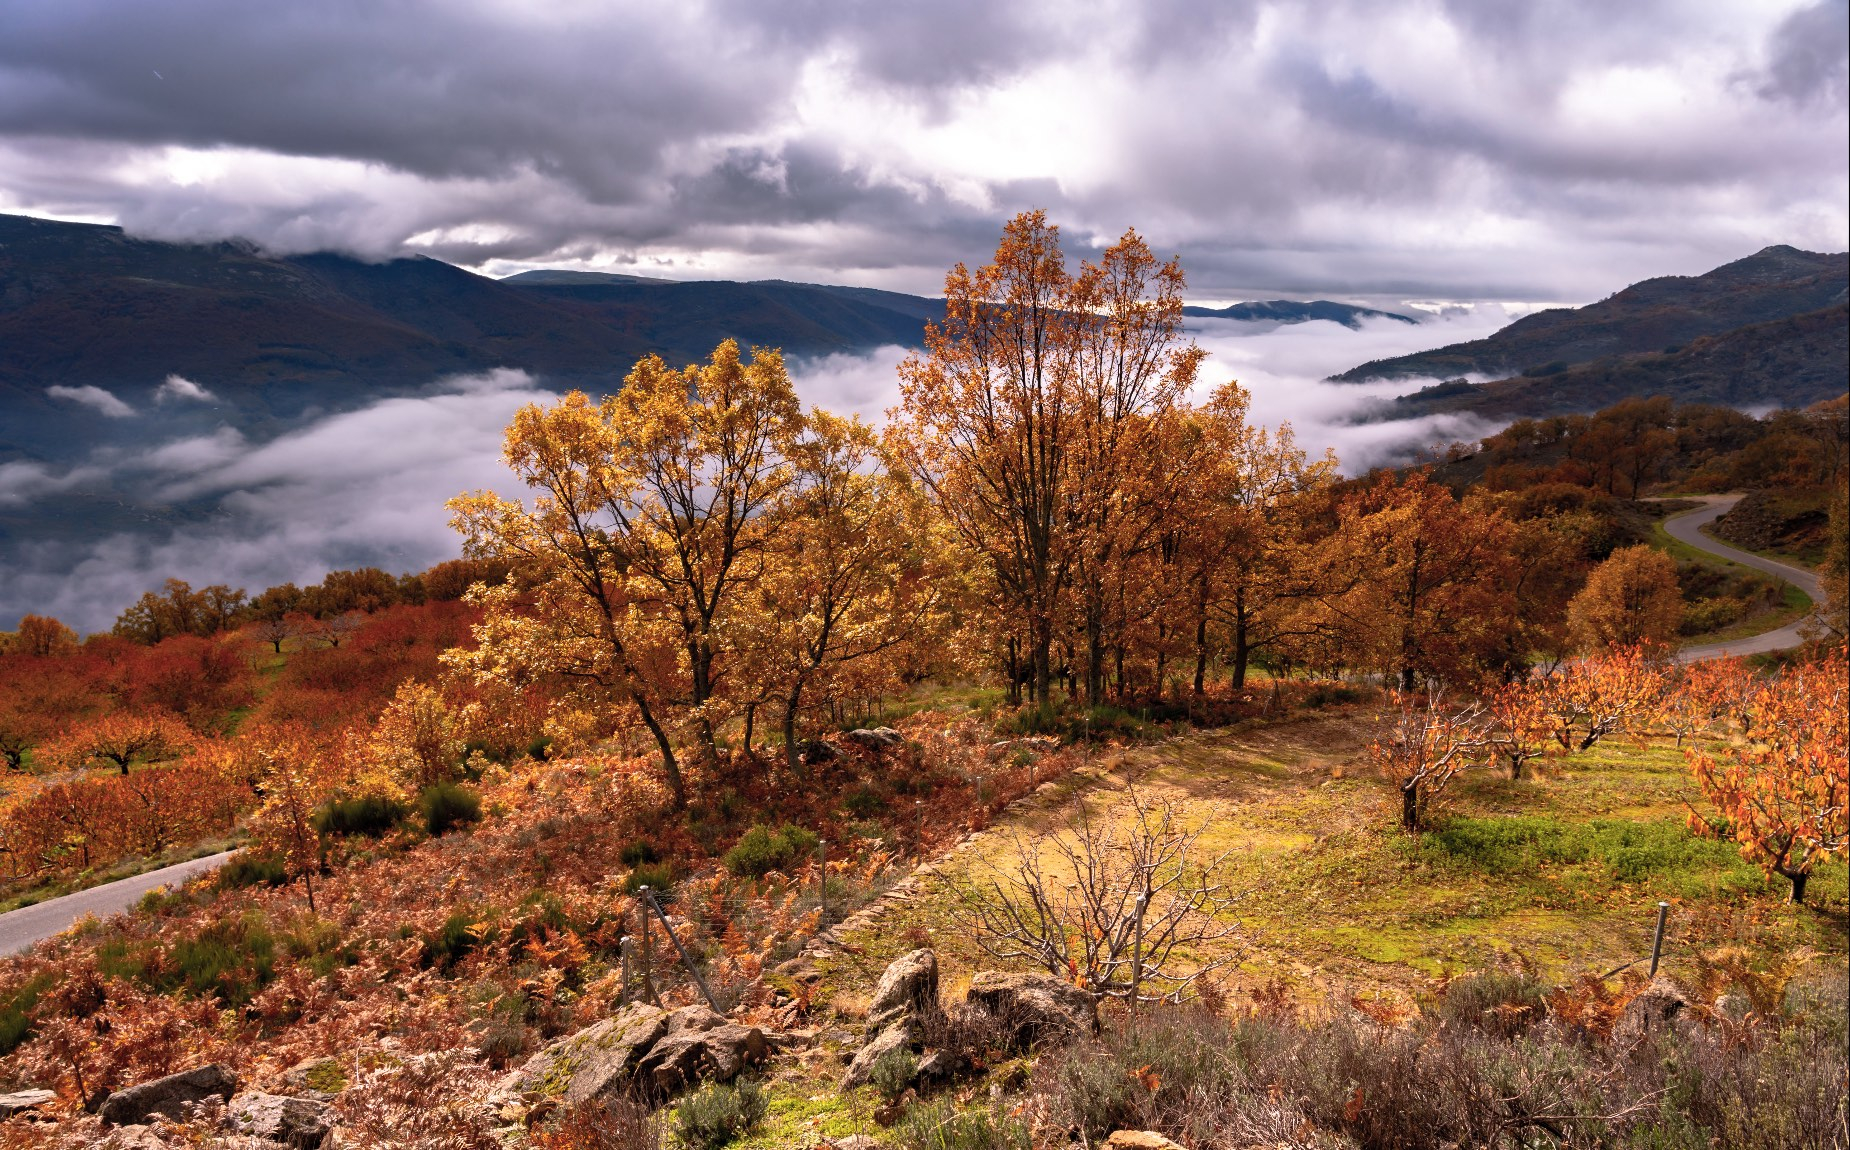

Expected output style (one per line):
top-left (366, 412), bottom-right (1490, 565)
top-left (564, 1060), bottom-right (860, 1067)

top-left (1107, 1133), bottom-right (1186, 1150)
top-left (562, 1004), bottom-right (672, 1106)
top-left (826, 1137), bottom-right (888, 1150)
top-left (279, 1057), bottom-right (346, 1097)
top-left (865, 948), bottom-right (941, 1034)
top-left (841, 1022), bottom-right (914, 1090)
top-left (1615, 977), bottom-right (1688, 1043)
top-left (966, 971), bottom-right (1098, 1049)
top-left (845, 727), bottom-right (905, 750)
top-left (0, 1088), bottom-right (54, 1117)
top-left (96, 1128), bottom-right (173, 1150)
top-left (224, 1092), bottom-right (333, 1147)
top-left (99, 1064), bottom-right (238, 1126)
top-left (631, 1005), bottom-right (771, 1096)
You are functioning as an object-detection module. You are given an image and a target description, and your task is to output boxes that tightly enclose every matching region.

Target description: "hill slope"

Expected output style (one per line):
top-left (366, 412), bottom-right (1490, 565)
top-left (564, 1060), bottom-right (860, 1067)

top-left (1333, 245), bottom-right (1847, 384)
top-left (1183, 299), bottom-right (1417, 328)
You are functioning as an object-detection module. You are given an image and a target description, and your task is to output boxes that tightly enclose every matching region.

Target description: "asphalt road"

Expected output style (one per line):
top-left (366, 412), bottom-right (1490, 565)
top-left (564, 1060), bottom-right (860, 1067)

top-left (0, 851), bottom-right (233, 955)
top-left (1662, 495), bottom-right (1824, 662)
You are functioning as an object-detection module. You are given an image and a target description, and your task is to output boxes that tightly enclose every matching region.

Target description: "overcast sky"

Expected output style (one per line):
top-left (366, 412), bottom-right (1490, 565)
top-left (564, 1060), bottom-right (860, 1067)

top-left (2, 0), bottom-right (1845, 304)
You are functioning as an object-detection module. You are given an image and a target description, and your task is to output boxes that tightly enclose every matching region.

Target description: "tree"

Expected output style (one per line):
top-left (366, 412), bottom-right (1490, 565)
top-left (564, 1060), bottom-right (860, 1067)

top-left (1532, 646), bottom-right (1666, 752)
top-left (1368, 686), bottom-right (1491, 831)
top-left (40, 710), bottom-right (194, 775)
top-left (1301, 473), bottom-right (1519, 688)
top-left (1485, 682), bottom-right (1550, 780)
top-left (1687, 653), bottom-right (1848, 905)
top-left (244, 723), bottom-right (345, 911)
top-left (745, 411), bottom-right (946, 777)
top-left (112, 578), bottom-right (247, 643)
top-left (1816, 475), bottom-right (1848, 643)
top-left (941, 787), bottom-right (1240, 1002)
top-left (452, 340), bottom-right (804, 807)
top-left (1566, 545), bottom-right (1683, 653)
top-left (9, 615), bottom-right (78, 657)
top-left (368, 681), bottom-right (465, 794)
top-left (248, 615), bottom-right (293, 655)
top-left (892, 212), bottom-right (1082, 709)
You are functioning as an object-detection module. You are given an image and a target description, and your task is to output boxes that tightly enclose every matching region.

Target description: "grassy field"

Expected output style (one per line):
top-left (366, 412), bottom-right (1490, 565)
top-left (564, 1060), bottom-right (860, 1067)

top-left (810, 710), bottom-right (1847, 1012)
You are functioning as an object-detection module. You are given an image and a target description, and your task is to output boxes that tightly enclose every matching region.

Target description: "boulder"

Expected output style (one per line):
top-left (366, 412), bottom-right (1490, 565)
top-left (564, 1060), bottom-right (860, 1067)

top-left (562, 1004), bottom-right (672, 1106)
top-left (1615, 977), bottom-right (1688, 1043)
top-left (0, 1088), bottom-right (54, 1118)
top-left (224, 1092), bottom-right (333, 1148)
top-left (966, 971), bottom-right (1098, 1049)
top-left (1107, 1133), bottom-right (1186, 1150)
top-left (841, 1022), bottom-right (913, 1090)
top-left (278, 1057), bottom-right (346, 1097)
top-left (845, 727), bottom-right (905, 750)
top-left (99, 1064), bottom-right (238, 1126)
top-left (865, 948), bottom-right (941, 1034)
top-left (631, 1005), bottom-right (770, 1096)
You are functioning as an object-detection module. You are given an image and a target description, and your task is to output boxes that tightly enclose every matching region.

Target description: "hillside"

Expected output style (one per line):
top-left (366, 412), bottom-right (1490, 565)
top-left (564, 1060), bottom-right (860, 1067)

top-left (1182, 299), bottom-right (1417, 328)
top-left (1383, 302), bottom-right (1850, 419)
top-left (1332, 245), bottom-right (1848, 385)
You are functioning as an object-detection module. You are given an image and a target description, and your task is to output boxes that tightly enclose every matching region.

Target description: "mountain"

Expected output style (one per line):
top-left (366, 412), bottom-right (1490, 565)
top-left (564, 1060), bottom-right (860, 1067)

top-left (1332, 246), bottom-right (1847, 384)
top-left (1182, 299), bottom-right (1417, 328)
top-left (1383, 303), bottom-right (1849, 420)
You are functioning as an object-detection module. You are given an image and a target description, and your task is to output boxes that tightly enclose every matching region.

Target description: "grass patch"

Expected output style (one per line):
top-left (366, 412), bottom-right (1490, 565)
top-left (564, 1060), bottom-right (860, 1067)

top-left (1419, 815), bottom-right (1767, 900)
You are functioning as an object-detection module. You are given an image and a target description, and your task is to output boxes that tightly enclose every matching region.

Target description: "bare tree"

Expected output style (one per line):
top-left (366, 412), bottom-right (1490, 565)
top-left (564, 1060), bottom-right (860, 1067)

top-left (941, 787), bottom-right (1241, 1004)
top-left (1369, 685), bottom-right (1491, 831)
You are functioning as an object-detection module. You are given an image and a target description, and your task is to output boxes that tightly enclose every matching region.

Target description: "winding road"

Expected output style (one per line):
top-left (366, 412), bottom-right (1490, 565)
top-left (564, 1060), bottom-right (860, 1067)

top-left (1661, 495), bottom-right (1823, 662)
top-left (0, 851), bottom-right (233, 956)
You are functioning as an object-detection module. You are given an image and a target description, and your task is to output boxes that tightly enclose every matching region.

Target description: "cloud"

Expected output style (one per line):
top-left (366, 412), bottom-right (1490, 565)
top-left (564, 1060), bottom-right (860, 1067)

top-left (154, 374), bottom-right (214, 402)
top-left (45, 384), bottom-right (135, 417)
top-left (0, 1), bottom-right (1838, 302)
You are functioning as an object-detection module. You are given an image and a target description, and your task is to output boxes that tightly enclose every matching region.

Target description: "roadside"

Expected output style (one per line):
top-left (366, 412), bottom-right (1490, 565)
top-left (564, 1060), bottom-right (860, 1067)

top-left (0, 850), bottom-right (232, 955)
top-left (1657, 495), bottom-right (1823, 661)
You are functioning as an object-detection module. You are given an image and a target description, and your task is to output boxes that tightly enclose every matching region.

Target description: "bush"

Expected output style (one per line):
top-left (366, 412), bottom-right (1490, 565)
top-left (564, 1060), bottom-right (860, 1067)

top-left (620, 839), bottom-right (662, 866)
top-left (1429, 969), bottom-right (1549, 1038)
top-left (843, 784), bottom-right (889, 817)
top-left (891, 1099), bottom-right (1032, 1150)
top-left (97, 911), bottom-right (281, 1007)
top-left (670, 1079), bottom-right (767, 1149)
top-left (314, 793), bottom-right (409, 837)
top-left (868, 1045), bottom-right (919, 1104)
top-left (624, 863), bottom-right (675, 900)
top-left (0, 973), bottom-right (54, 1056)
top-left (721, 823), bottom-right (820, 878)
top-left (420, 781), bottom-right (481, 836)
top-left (216, 852), bottom-right (288, 891)
top-left (423, 910), bottom-right (488, 970)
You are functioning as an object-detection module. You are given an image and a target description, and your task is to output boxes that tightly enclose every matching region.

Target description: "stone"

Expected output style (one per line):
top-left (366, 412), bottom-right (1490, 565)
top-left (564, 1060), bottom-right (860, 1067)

top-left (1106, 1133), bottom-right (1186, 1150)
top-left (279, 1057), bottom-right (346, 1097)
top-left (844, 727), bottom-right (905, 750)
top-left (99, 1064), bottom-right (238, 1126)
top-left (631, 1005), bottom-right (770, 1095)
top-left (827, 1137), bottom-right (888, 1150)
top-left (224, 1092), bottom-right (333, 1148)
top-left (1615, 977), bottom-right (1688, 1043)
top-left (841, 1022), bottom-right (914, 1090)
top-left (562, 1004), bottom-right (672, 1106)
top-left (864, 948), bottom-right (940, 1034)
top-left (0, 1088), bottom-right (54, 1117)
top-left (966, 970), bottom-right (1098, 1049)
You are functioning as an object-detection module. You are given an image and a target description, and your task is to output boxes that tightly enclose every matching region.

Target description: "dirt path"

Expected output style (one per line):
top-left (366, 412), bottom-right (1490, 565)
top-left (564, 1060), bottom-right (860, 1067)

top-left (1660, 495), bottom-right (1823, 661)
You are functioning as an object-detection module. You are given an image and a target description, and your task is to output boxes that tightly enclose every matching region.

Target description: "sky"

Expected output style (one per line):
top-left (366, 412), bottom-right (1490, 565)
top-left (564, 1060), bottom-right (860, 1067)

top-left (0, 0), bottom-right (1844, 303)
top-left (1, 0), bottom-right (1846, 632)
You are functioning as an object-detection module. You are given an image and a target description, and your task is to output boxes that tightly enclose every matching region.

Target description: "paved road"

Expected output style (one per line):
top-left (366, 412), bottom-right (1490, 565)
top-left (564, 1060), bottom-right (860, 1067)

top-left (1661, 495), bottom-right (1823, 662)
top-left (0, 851), bottom-right (233, 955)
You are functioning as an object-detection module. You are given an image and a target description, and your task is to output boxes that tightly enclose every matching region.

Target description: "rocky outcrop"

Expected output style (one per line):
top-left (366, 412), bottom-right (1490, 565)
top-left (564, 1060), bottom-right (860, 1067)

top-left (966, 970), bottom-right (1098, 1049)
top-left (0, 1088), bottom-right (54, 1118)
top-left (496, 1002), bottom-right (774, 1110)
top-left (98, 1064), bottom-right (238, 1126)
top-left (224, 1092), bottom-right (333, 1147)
top-left (1615, 977), bottom-right (1688, 1043)
top-left (843, 949), bottom-right (944, 1090)
top-left (845, 727), bottom-right (905, 750)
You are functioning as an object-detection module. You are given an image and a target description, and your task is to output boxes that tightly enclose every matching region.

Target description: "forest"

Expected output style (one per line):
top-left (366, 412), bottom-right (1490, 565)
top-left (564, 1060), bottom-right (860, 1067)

top-left (0, 213), bottom-right (1844, 1149)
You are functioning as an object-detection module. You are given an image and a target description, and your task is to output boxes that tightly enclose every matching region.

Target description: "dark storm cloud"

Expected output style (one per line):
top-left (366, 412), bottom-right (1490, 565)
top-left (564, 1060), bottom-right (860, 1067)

top-left (0, 0), bottom-right (1842, 302)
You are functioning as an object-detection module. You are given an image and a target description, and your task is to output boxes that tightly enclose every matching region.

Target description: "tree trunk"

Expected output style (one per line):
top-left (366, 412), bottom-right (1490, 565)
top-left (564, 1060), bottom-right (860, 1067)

top-left (783, 690), bottom-right (803, 781)
top-left (635, 700), bottom-right (685, 809)
top-left (1032, 627), bottom-right (1052, 708)
top-left (1401, 782), bottom-right (1420, 832)
top-left (1193, 610), bottom-right (1208, 697)
top-left (1508, 754), bottom-right (1523, 781)
top-left (1230, 601), bottom-right (1250, 690)
top-left (1006, 636), bottom-right (1022, 707)
top-left (742, 704), bottom-right (755, 756)
top-left (1787, 869), bottom-right (1809, 905)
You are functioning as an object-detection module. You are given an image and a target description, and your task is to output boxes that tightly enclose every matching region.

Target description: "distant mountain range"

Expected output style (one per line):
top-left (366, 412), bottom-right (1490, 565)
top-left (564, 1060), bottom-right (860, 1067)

top-left (1183, 300), bottom-right (1416, 328)
top-left (1332, 245), bottom-right (1847, 418)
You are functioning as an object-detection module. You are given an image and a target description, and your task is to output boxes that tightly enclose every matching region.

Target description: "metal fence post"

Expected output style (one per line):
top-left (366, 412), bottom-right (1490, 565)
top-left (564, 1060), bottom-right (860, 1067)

top-left (1648, 901), bottom-right (1670, 977)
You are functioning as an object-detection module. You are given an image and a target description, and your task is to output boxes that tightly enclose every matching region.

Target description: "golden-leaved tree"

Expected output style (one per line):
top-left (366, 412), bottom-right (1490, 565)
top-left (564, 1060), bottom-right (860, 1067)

top-left (1566, 543), bottom-right (1684, 653)
top-left (450, 340), bottom-right (802, 808)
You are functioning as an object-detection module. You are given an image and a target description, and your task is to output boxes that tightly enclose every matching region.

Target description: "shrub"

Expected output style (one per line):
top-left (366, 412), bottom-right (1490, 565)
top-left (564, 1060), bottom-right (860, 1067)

top-left (420, 781), bottom-right (481, 836)
top-left (670, 1079), bottom-right (767, 1149)
top-left (891, 1099), bottom-right (1032, 1150)
top-left (424, 910), bottom-right (488, 970)
top-left (216, 851), bottom-right (289, 890)
top-left (843, 784), bottom-right (889, 817)
top-left (0, 973), bottom-right (54, 1056)
top-left (721, 823), bottom-right (819, 878)
top-left (624, 864), bottom-right (675, 900)
top-left (1429, 969), bottom-right (1549, 1038)
top-left (620, 839), bottom-right (662, 866)
top-left (314, 793), bottom-right (409, 837)
top-left (99, 911), bottom-right (281, 1007)
top-left (868, 1045), bottom-right (919, 1104)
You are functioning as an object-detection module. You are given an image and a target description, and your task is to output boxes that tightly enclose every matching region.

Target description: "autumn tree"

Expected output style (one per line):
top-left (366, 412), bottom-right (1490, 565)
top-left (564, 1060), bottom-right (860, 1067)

top-left (1566, 544), bottom-right (1684, 653)
top-left (1485, 682), bottom-right (1551, 780)
top-left (1688, 652), bottom-right (1848, 904)
top-left (1532, 645), bottom-right (1666, 752)
top-left (40, 710), bottom-right (194, 776)
top-left (452, 340), bottom-right (804, 807)
top-left (244, 723), bottom-right (345, 911)
top-left (892, 212), bottom-right (1082, 708)
top-left (9, 615), bottom-right (78, 657)
top-left (743, 411), bottom-right (947, 776)
top-left (112, 578), bottom-right (247, 643)
top-left (1299, 472), bottom-right (1519, 688)
top-left (1368, 686), bottom-right (1491, 831)
top-left (368, 681), bottom-right (466, 794)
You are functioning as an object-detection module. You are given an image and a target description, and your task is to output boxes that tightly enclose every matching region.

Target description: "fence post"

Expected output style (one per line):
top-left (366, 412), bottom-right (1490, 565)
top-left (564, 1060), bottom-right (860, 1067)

top-left (1648, 901), bottom-right (1670, 977)
top-left (644, 887), bottom-right (719, 1011)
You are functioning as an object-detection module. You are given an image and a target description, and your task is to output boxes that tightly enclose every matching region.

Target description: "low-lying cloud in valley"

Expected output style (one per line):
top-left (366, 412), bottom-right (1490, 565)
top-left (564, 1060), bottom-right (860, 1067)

top-left (0, 311), bottom-right (1514, 633)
